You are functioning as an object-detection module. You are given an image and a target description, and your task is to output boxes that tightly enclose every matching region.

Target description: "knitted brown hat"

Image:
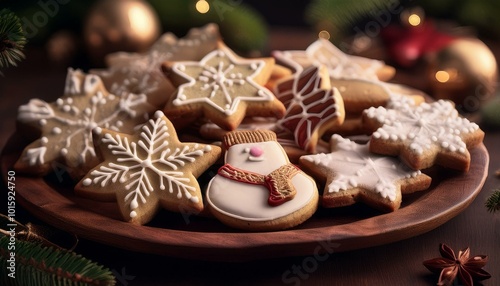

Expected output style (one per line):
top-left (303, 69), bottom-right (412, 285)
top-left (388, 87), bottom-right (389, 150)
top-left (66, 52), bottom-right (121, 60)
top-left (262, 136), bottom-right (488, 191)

top-left (222, 130), bottom-right (277, 149)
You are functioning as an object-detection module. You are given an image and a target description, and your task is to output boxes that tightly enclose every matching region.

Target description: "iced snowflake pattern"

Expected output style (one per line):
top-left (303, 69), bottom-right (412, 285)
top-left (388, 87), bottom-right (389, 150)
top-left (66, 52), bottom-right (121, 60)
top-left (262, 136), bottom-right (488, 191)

top-left (82, 111), bottom-right (213, 219)
top-left (16, 69), bottom-right (151, 171)
top-left (364, 100), bottom-right (480, 155)
top-left (171, 47), bottom-right (274, 115)
top-left (301, 135), bottom-right (421, 201)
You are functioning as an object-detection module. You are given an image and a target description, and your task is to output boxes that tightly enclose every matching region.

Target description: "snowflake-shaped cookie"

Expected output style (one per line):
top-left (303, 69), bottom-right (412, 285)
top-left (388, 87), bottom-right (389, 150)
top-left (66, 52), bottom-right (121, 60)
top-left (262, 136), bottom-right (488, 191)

top-left (274, 65), bottom-right (344, 152)
top-left (299, 135), bottom-right (431, 212)
top-left (92, 23), bottom-right (220, 107)
top-left (163, 42), bottom-right (285, 130)
top-left (273, 38), bottom-right (388, 81)
top-left (75, 111), bottom-right (221, 225)
top-left (363, 100), bottom-right (484, 171)
top-left (14, 68), bottom-right (154, 179)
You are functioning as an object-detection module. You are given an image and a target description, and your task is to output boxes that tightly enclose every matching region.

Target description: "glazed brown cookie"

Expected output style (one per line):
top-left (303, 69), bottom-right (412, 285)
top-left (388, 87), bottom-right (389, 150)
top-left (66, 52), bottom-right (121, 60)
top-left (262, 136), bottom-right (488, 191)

top-left (363, 99), bottom-right (485, 171)
top-left (75, 111), bottom-right (221, 225)
top-left (162, 42), bottom-right (286, 131)
top-left (15, 68), bottom-right (155, 179)
top-left (299, 135), bottom-right (431, 212)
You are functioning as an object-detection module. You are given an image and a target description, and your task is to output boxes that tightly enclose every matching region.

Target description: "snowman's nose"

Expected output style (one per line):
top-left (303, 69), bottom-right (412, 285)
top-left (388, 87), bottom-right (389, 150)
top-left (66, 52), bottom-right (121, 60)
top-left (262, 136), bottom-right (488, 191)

top-left (250, 146), bottom-right (264, 157)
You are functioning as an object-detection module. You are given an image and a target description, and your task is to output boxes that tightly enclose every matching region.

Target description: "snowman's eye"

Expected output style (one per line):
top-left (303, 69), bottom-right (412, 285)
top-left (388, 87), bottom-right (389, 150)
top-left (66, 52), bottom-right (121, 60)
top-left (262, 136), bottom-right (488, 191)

top-left (243, 147), bottom-right (251, 153)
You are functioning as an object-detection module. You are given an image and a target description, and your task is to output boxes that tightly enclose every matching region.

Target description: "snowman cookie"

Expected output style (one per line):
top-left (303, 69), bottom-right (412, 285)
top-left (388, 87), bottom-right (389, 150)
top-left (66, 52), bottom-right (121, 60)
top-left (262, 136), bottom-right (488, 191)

top-left (206, 130), bottom-right (319, 231)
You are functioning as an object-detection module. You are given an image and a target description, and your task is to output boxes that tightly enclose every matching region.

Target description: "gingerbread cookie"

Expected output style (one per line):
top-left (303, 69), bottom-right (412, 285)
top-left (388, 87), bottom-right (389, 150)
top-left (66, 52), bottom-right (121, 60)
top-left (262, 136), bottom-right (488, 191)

top-left (75, 111), bottom-right (221, 225)
top-left (363, 99), bottom-right (484, 171)
top-left (273, 38), bottom-right (395, 82)
top-left (299, 135), bottom-right (431, 212)
top-left (162, 42), bottom-right (286, 131)
top-left (92, 23), bottom-right (221, 107)
top-left (206, 130), bottom-right (319, 231)
top-left (15, 68), bottom-right (155, 179)
top-left (274, 65), bottom-right (345, 153)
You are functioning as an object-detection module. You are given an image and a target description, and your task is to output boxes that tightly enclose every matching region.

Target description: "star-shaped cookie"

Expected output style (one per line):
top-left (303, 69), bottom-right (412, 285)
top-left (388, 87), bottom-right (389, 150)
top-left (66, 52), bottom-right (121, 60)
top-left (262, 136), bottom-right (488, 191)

top-left (273, 38), bottom-right (394, 82)
top-left (14, 68), bottom-right (155, 179)
top-left (274, 65), bottom-right (345, 153)
top-left (363, 99), bottom-right (485, 171)
top-left (75, 111), bottom-right (221, 225)
top-left (163, 42), bottom-right (286, 130)
top-left (92, 23), bottom-right (221, 107)
top-left (299, 135), bottom-right (431, 212)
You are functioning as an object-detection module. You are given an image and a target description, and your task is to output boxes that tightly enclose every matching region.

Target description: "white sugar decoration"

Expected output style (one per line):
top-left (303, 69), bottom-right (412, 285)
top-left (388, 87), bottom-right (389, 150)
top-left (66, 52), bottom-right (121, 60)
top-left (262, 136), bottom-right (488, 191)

top-left (18, 71), bottom-right (149, 167)
top-left (171, 47), bottom-right (274, 115)
top-left (86, 114), bottom-right (209, 218)
top-left (302, 135), bottom-right (420, 201)
top-left (365, 100), bottom-right (478, 155)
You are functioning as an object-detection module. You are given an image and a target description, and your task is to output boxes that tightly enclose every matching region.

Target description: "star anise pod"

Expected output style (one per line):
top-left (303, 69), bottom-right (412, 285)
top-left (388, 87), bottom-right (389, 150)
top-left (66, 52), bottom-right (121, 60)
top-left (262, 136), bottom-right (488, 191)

top-left (423, 243), bottom-right (491, 286)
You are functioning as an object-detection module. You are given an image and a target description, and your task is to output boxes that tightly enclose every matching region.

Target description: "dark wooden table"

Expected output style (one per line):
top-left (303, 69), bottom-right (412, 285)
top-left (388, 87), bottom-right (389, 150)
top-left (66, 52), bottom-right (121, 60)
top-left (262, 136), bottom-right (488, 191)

top-left (1, 34), bottom-right (499, 286)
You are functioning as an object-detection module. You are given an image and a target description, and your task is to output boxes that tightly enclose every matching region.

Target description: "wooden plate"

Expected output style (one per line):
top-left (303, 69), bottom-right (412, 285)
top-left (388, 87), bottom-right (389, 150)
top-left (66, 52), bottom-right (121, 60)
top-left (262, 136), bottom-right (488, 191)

top-left (1, 133), bottom-right (489, 261)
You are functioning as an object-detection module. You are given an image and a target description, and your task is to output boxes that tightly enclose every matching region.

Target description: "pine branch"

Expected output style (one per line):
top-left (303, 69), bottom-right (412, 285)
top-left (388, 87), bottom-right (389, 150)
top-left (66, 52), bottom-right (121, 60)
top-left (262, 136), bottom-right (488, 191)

top-left (0, 9), bottom-right (26, 71)
top-left (485, 189), bottom-right (500, 214)
top-left (0, 235), bottom-right (116, 286)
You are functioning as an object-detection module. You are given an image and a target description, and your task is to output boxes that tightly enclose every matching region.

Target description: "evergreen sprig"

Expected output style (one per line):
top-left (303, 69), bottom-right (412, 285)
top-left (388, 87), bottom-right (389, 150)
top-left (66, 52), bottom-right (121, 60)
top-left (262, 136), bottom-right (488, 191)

top-left (0, 9), bottom-right (26, 71)
top-left (485, 189), bottom-right (500, 214)
top-left (0, 235), bottom-right (115, 286)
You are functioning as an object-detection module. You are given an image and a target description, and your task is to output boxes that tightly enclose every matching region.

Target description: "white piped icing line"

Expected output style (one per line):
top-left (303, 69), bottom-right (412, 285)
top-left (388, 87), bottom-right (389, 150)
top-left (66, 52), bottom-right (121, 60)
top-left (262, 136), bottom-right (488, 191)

top-left (301, 135), bottom-right (421, 201)
top-left (81, 111), bottom-right (214, 219)
top-left (364, 100), bottom-right (478, 155)
top-left (16, 69), bottom-right (152, 171)
top-left (171, 46), bottom-right (274, 115)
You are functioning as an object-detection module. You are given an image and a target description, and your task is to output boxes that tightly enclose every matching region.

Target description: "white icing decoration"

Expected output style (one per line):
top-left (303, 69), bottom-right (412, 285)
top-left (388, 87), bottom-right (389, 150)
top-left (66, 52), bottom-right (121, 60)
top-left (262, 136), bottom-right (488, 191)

top-left (364, 100), bottom-right (477, 155)
top-left (19, 71), bottom-right (151, 168)
top-left (207, 141), bottom-right (317, 221)
top-left (17, 99), bottom-right (55, 123)
top-left (92, 24), bottom-right (220, 96)
top-left (171, 47), bottom-right (274, 115)
top-left (301, 135), bottom-right (421, 201)
top-left (83, 113), bottom-right (211, 218)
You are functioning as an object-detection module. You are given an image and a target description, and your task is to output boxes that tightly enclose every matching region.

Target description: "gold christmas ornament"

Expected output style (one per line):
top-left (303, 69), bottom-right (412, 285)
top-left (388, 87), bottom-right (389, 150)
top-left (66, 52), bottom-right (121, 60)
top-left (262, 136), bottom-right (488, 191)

top-left (83, 0), bottom-right (161, 65)
top-left (427, 38), bottom-right (498, 113)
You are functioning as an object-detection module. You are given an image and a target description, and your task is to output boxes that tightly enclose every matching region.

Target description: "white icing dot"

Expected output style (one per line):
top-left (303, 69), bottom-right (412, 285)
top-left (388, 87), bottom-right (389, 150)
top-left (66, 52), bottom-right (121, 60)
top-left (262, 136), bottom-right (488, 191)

top-left (190, 196), bottom-right (200, 203)
top-left (63, 105), bottom-right (71, 112)
top-left (40, 119), bottom-right (47, 126)
top-left (60, 148), bottom-right (68, 155)
top-left (130, 211), bottom-right (137, 218)
top-left (154, 110), bottom-right (164, 119)
top-left (108, 94), bottom-right (116, 100)
top-left (82, 178), bottom-right (92, 186)
top-left (441, 142), bottom-right (449, 148)
top-left (52, 127), bottom-right (62, 134)
top-left (41, 137), bottom-right (48, 144)
top-left (84, 108), bottom-right (91, 116)
top-left (67, 98), bottom-right (73, 104)
top-left (116, 120), bottom-right (123, 127)
top-left (204, 145), bottom-right (212, 152)
top-left (94, 127), bottom-right (102, 134)
top-left (130, 199), bottom-right (138, 210)
top-left (56, 98), bottom-right (63, 106)
top-left (373, 132), bottom-right (381, 139)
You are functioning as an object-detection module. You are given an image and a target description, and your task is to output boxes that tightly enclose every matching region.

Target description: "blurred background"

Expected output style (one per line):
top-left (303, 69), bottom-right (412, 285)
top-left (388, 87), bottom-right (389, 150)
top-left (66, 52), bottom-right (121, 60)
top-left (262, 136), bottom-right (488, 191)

top-left (2, 0), bottom-right (500, 119)
top-left (3, 0), bottom-right (500, 66)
